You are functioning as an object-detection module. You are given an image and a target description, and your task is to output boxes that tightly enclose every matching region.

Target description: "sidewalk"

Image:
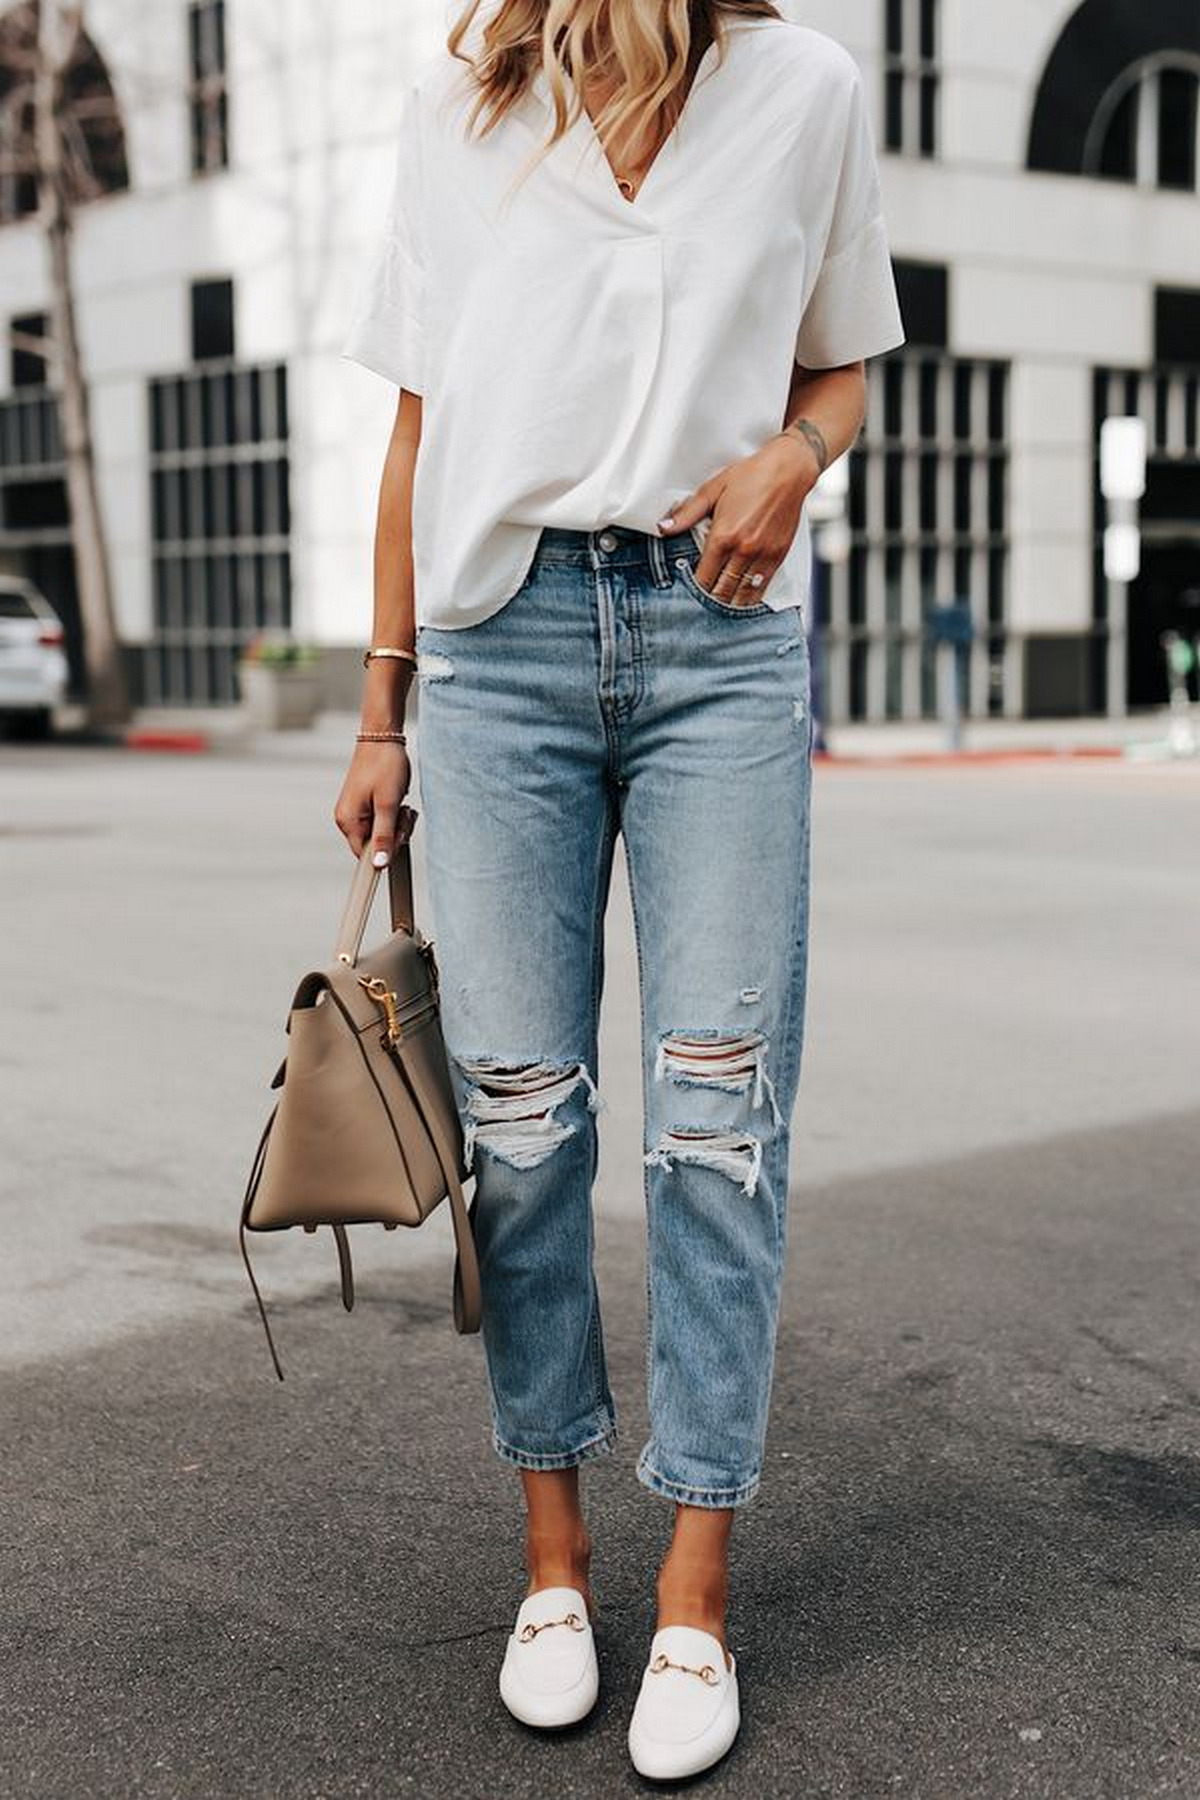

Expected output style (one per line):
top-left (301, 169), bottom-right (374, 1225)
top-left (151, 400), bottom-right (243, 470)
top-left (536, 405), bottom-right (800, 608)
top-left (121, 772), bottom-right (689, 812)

top-left (41, 699), bottom-right (1191, 765)
top-left (818, 707), bottom-right (1184, 764)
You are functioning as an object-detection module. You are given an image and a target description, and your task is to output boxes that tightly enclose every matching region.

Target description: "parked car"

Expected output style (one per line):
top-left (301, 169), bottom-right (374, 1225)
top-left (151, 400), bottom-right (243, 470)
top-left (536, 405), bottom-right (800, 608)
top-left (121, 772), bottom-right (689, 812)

top-left (0, 577), bottom-right (69, 739)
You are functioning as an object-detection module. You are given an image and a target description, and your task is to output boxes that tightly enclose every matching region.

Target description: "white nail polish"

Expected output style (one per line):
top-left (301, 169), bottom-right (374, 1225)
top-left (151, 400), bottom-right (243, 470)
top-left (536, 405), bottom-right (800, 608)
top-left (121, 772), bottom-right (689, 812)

top-left (373, 848), bottom-right (389, 867)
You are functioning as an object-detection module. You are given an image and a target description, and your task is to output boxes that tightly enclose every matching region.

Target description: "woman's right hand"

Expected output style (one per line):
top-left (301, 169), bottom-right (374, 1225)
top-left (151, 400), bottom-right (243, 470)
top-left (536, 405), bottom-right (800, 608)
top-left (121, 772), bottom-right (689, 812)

top-left (333, 740), bottom-right (412, 866)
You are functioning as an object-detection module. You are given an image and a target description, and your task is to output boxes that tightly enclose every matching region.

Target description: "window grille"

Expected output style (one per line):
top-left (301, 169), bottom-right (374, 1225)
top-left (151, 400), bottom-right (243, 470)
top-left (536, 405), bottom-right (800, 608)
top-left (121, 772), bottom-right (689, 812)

top-left (820, 351), bottom-right (1010, 722)
top-left (883, 0), bottom-right (939, 157)
top-left (143, 360), bottom-right (291, 704)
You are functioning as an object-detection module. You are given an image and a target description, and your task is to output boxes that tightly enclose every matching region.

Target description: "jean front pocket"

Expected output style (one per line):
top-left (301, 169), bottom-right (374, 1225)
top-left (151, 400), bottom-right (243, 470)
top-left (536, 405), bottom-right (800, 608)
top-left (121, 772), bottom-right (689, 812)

top-left (674, 554), bottom-right (773, 619)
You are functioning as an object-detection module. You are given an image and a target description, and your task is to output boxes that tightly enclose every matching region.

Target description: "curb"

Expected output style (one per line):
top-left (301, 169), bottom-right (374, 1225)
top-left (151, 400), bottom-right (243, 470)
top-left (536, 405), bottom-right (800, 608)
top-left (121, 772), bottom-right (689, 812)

top-left (815, 745), bottom-right (1127, 768)
top-left (123, 728), bottom-right (214, 753)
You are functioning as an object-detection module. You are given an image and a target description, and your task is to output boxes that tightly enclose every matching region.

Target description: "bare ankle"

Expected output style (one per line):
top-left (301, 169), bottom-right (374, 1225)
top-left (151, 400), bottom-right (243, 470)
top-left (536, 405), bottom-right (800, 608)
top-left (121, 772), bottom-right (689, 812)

top-left (656, 1564), bottom-right (727, 1610)
top-left (519, 1469), bottom-right (594, 1609)
top-left (655, 1544), bottom-right (730, 1650)
top-left (525, 1525), bottom-right (593, 1605)
top-left (525, 1520), bottom-right (591, 1560)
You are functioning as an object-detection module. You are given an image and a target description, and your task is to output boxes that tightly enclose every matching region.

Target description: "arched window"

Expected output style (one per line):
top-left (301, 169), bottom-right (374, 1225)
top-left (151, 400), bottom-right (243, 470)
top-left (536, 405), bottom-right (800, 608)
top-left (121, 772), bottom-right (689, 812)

top-left (1028, 0), bottom-right (1200, 190)
top-left (1086, 54), bottom-right (1200, 189)
top-left (0, 3), bottom-right (130, 227)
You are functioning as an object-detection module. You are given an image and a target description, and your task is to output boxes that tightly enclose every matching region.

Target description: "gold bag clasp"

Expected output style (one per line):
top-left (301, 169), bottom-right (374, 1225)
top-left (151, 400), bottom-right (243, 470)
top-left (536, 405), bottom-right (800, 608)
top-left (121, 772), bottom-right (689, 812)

top-left (357, 973), bottom-right (402, 1045)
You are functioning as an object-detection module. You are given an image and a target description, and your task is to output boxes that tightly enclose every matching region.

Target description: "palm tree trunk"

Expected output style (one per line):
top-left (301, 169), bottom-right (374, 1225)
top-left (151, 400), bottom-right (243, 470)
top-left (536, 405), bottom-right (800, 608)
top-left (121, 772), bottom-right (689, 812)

top-left (33, 0), bottom-right (129, 729)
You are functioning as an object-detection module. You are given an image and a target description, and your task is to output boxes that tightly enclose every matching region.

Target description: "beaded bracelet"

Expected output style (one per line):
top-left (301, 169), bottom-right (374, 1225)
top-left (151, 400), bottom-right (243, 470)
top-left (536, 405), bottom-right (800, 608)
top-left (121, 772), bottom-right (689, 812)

top-left (356, 729), bottom-right (407, 744)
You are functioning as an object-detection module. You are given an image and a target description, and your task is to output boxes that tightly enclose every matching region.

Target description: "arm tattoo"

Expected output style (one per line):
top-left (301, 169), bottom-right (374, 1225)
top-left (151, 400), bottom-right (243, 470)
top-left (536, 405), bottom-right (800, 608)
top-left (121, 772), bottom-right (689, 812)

top-left (779, 416), bottom-right (829, 479)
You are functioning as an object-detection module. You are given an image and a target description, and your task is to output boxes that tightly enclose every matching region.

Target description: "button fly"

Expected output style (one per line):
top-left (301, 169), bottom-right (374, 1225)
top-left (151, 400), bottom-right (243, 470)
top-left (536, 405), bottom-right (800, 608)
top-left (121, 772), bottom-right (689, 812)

top-left (597, 530), bottom-right (619, 553)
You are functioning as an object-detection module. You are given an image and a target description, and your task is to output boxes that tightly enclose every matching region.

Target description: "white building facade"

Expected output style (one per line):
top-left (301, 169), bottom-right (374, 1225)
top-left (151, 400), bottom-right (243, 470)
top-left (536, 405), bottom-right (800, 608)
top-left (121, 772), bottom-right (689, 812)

top-left (1, 0), bottom-right (1197, 719)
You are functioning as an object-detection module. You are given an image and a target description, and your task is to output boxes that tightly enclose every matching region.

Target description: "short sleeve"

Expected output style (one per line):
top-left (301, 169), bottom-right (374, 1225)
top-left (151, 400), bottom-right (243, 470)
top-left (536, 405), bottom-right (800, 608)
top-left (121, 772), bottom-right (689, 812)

top-left (340, 90), bottom-right (426, 393)
top-left (795, 65), bottom-right (906, 370)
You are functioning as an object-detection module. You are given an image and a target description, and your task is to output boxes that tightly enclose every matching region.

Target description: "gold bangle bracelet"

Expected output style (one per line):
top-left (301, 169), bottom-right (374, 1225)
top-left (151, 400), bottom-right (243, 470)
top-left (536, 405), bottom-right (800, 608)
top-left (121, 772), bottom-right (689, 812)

top-left (363, 645), bottom-right (418, 669)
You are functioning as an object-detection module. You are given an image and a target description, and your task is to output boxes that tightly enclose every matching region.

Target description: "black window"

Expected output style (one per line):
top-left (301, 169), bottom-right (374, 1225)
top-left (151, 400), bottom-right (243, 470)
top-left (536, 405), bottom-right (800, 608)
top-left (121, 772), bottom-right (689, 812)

top-left (188, 0), bottom-right (229, 174)
top-left (892, 260), bottom-right (948, 350)
top-left (1097, 83), bottom-right (1138, 180)
top-left (882, 0), bottom-right (939, 158)
top-left (0, 16), bottom-right (130, 223)
top-left (1155, 288), bottom-right (1200, 367)
top-left (10, 312), bottom-right (49, 388)
top-left (191, 278), bottom-right (235, 363)
top-left (1090, 62), bottom-right (1200, 190)
top-left (1158, 65), bottom-right (1199, 189)
top-left (145, 361), bottom-right (292, 704)
top-left (845, 345), bottom-right (1010, 721)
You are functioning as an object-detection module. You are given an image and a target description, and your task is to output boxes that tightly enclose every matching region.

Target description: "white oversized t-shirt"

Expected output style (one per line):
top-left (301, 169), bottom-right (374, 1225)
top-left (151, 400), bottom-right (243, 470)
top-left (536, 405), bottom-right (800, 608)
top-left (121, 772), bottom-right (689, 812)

top-left (340, 17), bottom-right (906, 629)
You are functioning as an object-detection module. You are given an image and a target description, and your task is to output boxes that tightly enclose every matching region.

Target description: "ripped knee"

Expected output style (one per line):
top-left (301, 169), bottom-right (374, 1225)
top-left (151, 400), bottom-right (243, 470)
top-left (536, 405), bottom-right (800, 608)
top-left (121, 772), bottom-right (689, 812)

top-left (653, 1027), bottom-right (783, 1127)
top-left (645, 1025), bottom-right (787, 1197)
top-left (456, 1055), bottom-right (601, 1172)
top-left (644, 1128), bottom-right (764, 1196)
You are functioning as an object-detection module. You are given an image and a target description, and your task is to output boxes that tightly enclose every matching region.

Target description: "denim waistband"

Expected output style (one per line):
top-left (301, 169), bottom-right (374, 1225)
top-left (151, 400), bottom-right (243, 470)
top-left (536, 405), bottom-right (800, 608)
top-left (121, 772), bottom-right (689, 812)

top-left (532, 522), bottom-right (701, 570)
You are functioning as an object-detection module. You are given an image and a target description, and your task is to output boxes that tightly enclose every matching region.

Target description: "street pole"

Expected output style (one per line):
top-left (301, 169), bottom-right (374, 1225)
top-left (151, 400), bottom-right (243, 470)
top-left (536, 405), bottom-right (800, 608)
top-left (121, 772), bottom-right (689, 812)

top-left (809, 544), bottom-right (828, 756)
top-left (1099, 417), bottom-right (1146, 720)
top-left (806, 453), bottom-right (851, 758)
top-left (1105, 571), bottom-right (1129, 722)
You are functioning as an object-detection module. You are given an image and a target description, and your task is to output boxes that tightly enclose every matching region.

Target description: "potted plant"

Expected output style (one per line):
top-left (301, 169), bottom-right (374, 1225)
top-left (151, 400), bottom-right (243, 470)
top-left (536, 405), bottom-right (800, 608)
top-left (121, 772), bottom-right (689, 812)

top-left (236, 630), bottom-right (324, 730)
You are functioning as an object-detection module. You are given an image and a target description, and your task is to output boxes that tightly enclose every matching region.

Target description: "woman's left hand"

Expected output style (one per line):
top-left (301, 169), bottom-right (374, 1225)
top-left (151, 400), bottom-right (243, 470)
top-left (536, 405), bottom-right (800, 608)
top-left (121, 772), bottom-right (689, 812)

top-left (657, 434), bottom-right (820, 605)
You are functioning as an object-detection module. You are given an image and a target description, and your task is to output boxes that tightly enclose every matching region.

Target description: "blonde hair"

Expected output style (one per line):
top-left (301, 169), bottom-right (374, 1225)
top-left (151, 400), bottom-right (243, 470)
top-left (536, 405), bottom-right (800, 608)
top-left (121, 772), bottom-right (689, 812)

top-left (445, 1), bottom-right (782, 186)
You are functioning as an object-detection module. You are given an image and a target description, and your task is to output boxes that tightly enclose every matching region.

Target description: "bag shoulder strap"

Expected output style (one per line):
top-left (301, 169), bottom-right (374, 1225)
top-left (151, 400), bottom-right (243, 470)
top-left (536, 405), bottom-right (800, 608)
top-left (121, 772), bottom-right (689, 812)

top-left (332, 826), bottom-right (481, 1333)
top-left (322, 974), bottom-right (481, 1334)
top-left (238, 1103), bottom-right (286, 1380)
top-left (392, 1040), bottom-right (482, 1333)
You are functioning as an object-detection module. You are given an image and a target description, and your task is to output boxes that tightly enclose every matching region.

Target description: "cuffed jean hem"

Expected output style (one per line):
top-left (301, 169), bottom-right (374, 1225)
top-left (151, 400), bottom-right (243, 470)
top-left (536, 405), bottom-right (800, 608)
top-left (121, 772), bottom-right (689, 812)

top-left (492, 1417), bottom-right (618, 1474)
top-left (636, 1447), bottom-right (761, 1509)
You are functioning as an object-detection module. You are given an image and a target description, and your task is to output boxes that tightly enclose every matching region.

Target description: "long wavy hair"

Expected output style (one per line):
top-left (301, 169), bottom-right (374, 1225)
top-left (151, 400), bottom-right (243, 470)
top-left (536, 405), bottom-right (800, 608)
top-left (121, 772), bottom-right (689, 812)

top-left (445, 1), bottom-right (782, 184)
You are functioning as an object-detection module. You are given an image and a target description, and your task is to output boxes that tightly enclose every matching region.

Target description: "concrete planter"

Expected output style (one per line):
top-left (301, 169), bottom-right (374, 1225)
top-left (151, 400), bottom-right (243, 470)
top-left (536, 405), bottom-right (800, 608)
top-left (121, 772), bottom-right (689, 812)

top-left (237, 660), bottom-right (323, 730)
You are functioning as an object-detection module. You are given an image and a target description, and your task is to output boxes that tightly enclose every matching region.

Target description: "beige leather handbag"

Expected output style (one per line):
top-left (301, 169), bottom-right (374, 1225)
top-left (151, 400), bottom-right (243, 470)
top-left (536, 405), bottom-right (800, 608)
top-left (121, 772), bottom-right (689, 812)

top-left (239, 807), bottom-right (481, 1378)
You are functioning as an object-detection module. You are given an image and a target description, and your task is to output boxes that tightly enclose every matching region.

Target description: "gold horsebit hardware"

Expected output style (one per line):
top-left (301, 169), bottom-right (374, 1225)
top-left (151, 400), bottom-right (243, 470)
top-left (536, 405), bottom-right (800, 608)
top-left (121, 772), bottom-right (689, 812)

top-left (518, 1611), bottom-right (587, 1643)
top-left (649, 1651), bottom-right (721, 1686)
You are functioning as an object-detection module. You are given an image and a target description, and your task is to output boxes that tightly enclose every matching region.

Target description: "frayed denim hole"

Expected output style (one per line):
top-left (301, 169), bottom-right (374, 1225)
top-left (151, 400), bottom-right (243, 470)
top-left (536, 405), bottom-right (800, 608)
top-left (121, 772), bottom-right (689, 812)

top-left (417, 649), bottom-right (454, 684)
top-left (644, 1128), bottom-right (764, 1197)
top-left (653, 1028), bottom-right (782, 1125)
top-left (457, 1057), bottom-right (600, 1172)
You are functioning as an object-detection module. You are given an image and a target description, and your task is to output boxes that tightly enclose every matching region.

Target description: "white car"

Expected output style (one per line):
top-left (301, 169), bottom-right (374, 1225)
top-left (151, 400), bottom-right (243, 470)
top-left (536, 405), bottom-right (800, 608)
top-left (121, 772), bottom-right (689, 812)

top-left (0, 576), bottom-right (69, 738)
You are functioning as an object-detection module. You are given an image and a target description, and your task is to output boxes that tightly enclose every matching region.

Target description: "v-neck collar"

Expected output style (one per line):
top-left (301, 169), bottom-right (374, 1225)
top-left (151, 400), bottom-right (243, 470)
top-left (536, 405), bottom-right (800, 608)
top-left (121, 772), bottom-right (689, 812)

top-left (529, 29), bottom-right (731, 214)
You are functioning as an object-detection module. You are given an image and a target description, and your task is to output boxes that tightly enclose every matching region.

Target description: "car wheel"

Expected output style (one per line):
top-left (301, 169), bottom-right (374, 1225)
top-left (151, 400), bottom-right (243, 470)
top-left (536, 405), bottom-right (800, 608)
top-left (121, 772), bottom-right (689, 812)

top-left (10, 707), bottom-right (53, 740)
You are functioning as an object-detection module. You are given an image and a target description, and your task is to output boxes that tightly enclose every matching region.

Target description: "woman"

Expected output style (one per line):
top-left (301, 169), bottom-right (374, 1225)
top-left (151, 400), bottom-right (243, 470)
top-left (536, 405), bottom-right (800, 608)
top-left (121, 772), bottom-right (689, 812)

top-left (336, 0), bottom-right (904, 1779)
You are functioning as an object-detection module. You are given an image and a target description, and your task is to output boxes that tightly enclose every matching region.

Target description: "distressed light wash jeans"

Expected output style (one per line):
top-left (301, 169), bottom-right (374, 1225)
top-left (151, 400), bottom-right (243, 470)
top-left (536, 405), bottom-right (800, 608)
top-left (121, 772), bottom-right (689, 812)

top-left (413, 522), bottom-right (814, 1508)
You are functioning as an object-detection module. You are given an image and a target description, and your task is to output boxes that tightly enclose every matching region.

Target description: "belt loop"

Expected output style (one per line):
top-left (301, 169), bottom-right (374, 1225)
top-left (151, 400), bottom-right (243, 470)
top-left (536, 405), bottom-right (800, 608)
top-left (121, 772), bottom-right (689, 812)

top-left (647, 531), bottom-right (671, 588)
top-left (587, 529), bottom-right (603, 574)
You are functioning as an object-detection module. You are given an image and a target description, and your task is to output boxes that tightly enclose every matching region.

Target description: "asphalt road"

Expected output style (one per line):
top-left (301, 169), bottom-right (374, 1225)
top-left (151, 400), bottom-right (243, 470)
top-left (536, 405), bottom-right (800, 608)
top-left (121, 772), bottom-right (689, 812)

top-left (1, 722), bottom-right (1198, 1798)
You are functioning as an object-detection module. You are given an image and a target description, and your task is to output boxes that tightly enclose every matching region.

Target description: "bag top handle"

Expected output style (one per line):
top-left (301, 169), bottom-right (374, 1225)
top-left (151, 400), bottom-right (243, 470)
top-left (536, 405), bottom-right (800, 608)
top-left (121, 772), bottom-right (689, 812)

top-left (333, 805), bottom-right (418, 965)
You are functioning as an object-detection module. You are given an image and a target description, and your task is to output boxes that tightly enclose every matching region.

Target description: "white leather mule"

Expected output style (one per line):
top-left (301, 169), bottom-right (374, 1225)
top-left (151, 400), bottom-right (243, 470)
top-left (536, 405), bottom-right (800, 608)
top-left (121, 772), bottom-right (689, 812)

top-left (627, 1624), bottom-right (740, 1781)
top-left (498, 1585), bottom-right (599, 1730)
